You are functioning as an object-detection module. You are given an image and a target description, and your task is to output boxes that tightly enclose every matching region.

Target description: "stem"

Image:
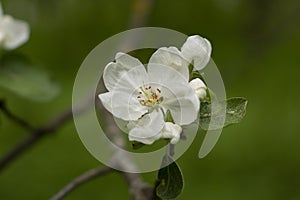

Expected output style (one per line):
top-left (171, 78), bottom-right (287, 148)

top-left (0, 109), bottom-right (73, 171)
top-left (50, 166), bottom-right (113, 200)
top-left (0, 98), bottom-right (91, 172)
top-left (0, 99), bottom-right (35, 131)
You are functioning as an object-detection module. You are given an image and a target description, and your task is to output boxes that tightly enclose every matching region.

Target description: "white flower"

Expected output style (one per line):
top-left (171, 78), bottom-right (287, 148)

top-left (98, 34), bottom-right (213, 145)
top-left (98, 52), bottom-right (199, 144)
top-left (189, 78), bottom-right (207, 99)
top-left (181, 35), bottom-right (212, 70)
top-left (0, 2), bottom-right (30, 50)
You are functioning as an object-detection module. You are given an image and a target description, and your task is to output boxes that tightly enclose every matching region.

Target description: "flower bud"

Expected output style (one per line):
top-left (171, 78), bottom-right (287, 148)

top-left (189, 78), bottom-right (207, 99)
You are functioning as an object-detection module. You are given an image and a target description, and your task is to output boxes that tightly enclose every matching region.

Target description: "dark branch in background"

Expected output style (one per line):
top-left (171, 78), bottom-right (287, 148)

top-left (0, 99), bottom-right (35, 131)
top-left (122, 172), bottom-right (156, 200)
top-left (0, 100), bottom-right (89, 171)
top-left (50, 166), bottom-right (113, 200)
top-left (0, 108), bottom-right (73, 171)
top-left (1, 0), bottom-right (156, 199)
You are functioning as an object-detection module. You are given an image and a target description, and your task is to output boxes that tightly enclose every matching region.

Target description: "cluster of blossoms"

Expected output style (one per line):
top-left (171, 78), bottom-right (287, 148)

top-left (99, 35), bottom-right (211, 145)
top-left (0, 2), bottom-right (29, 50)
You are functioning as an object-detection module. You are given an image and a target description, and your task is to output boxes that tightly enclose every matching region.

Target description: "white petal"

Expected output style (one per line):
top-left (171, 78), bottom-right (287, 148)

top-left (181, 35), bottom-right (212, 70)
top-left (160, 122), bottom-right (182, 144)
top-left (108, 62), bottom-right (152, 120)
top-left (103, 53), bottom-right (146, 91)
top-left (163, 91), bottom-right (200, 125)
top-left (101, 54), bottom-right (150, 121)
top-left (189, 78), bottom-right (207, 99)
top-left (147, 63), bottom-right (187, 86)
top-left (149, 47), bottom-right (189, 81)
top-left (0, 15), bottom-right (30, 50)
top-left (128, 109), bottom-right (164, 144)
top-left (98, 92), bottom-right (113, 113)
top-left (148, 64), bottom-right (200, 125)
top-left (111, 89), bottom-right (148, 121)
top-left (99, 89), bottom-right (148, 121)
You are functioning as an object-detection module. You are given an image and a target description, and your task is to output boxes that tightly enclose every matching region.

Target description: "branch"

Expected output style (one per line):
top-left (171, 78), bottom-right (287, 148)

top-left (0, 99), bottom-right (35, 131)
top-left (50, 166), bottom-right (113, 200)
top-left (122, 172), bottom-right (155, 200)
top-left (0, 98), bottom-right (91, 172)
top-left (0, 108), bottom-right (73, 171)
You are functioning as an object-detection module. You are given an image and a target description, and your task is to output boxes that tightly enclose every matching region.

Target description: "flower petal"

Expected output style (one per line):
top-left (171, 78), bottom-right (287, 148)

top-left (0, 15), bottom-right (30, 50)
top-left (99, 90), bottom-right (148, 121)
top-left (128, 109), bottom-right (164, 144)
top-left (163, 91), bottom-right (200, 125)
top-left (103, 53), bottom-right (146, 91)
top-left (105, 61), bottom-right (151, 120)
top-left (149, 47), bottom-right (189, 81)
top-left (98, 92), bottom-right (113, 113)
top-left (147, 64), bottom-right (200, 125)
top-left (181, 35), bottom-right (211, 70)
top-left (147, 63), bottom-right (187, 86)
top-left (160, 122), bottom-right (182, 144)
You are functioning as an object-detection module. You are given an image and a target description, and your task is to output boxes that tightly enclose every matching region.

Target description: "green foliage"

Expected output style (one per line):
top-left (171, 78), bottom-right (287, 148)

top-left (199, 97), bottom-right (248, 130)
top-left (0, 54), bottom-right (60, 102)
top-left (165, 109), bottom-right (175, 123)
top-left (156, 155), bottom-right (184, 199)
top-left (189, 69), bottom-right (204, 81)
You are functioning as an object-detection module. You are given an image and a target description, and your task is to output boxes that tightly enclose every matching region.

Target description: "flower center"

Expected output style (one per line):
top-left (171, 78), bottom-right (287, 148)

top-left (137, 84), bottom-right (163, 106)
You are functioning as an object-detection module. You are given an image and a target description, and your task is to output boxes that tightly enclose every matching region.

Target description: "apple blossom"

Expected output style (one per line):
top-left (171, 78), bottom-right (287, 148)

top-left (99, 52), bottom-right (199, 144)
top-left (0, 2), bottom-right (30, 50)
top-left (98, 35), bottom-right (213, 145)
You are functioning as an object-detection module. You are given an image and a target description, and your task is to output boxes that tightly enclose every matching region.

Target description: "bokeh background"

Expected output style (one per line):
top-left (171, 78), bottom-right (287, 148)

top-left (0, 0), bottom-right (299, 199)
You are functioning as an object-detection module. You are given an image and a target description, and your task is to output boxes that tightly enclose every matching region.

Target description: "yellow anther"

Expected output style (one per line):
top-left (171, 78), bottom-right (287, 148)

top-left (137, 84), bottom-right (162, 106)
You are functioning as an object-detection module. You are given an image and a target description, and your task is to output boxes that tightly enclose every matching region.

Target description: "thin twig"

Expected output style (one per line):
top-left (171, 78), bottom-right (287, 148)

top-left (50, 166), bottom-right (113, 200)
top-left (0, 99), bottom-right (35, 131)
top-left (122, 172), bottom-right (155, 200)
top-left (0, 108), bottom-right (73, 171)
top-left (0, 97), bottom-right (92, 171)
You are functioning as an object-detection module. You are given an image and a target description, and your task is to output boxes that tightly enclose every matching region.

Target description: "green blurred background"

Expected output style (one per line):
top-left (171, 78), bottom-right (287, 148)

top-left (0, 0), bottom-right (299, 199)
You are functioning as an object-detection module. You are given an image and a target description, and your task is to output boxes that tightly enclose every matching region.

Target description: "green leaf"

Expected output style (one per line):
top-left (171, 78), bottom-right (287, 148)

top-left (165, 109), bottom-right (174, 123)
top-left (0, 54), bottom-right (60, 102)
top-left (156, 155), bottom-right (184, 199)
top-left (189, 70), bottom-right (204, 82)
top-left (200, 97), bottom-right (248, 130)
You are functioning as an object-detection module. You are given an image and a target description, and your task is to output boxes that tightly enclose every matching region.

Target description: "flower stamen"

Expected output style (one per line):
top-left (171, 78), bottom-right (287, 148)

top-left (137, 84), bottom-right (162, 106)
